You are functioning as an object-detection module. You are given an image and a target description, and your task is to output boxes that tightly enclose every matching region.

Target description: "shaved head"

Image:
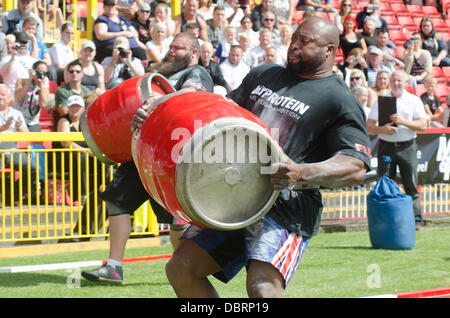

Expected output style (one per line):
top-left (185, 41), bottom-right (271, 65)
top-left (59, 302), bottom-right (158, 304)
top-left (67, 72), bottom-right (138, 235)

top-left (299, 16), bottom-right (340, 52)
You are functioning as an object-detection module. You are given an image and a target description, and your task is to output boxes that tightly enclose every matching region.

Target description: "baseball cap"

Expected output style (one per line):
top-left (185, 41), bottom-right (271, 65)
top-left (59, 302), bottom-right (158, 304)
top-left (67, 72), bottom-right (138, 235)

top-left (139, 2), bottom-right (151, 12)
top-left (81, 40), bottom-right (96, 50)
top-left (103, 0), bottom-right (116, 6)
top-left (113, 36), bottom-right (130, 50)
top-left (14, 31), bottom-right (29, 44)
top-left (368, 45), bottom-right (383, 55)
top-left (67, 95), bottom-right (85, 107)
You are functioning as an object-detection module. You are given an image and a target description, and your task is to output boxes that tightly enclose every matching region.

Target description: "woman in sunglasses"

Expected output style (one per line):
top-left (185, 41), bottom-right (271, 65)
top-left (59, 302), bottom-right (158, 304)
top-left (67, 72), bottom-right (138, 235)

top-left (334, 0), bottom-right (353, 34)
top-left (349, 68), bottom-right (377, 108)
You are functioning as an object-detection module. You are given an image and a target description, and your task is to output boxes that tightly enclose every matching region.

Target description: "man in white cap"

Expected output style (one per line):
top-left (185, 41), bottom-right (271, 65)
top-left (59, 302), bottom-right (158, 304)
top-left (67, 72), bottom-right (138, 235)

top-left (365, 45), bottom-right (391, 88)
top-left (101, 36), bottom-right (145, 89)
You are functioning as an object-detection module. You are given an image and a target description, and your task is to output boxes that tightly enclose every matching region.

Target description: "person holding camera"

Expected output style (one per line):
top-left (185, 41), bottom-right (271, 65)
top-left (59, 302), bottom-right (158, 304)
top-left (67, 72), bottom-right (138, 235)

top-left (13, 60), bottom-right (50, 132)
top-left (296, 0), bottom-right (337, 13)
top-left (355, 0), bottom-right (388, 32)
top-left (101, 36), bottom-right (145, 90)
top-left (0, 31), bottom-right (37, 95)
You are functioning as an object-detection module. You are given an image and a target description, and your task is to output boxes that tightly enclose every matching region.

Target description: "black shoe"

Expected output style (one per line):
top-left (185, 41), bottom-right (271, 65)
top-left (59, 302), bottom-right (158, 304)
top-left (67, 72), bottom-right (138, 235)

top-left (81, 264), bottom-right (123, 284)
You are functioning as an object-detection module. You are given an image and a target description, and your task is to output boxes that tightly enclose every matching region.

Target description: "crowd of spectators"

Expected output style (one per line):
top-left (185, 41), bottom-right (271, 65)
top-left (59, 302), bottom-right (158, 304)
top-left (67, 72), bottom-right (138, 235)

top-left (0, 0), bottom-right (450, 203)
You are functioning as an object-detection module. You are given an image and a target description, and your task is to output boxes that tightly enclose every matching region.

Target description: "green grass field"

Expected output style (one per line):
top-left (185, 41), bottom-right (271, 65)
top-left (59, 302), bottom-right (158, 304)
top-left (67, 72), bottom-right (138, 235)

top-left (0, 227), bottom-right (449, 298)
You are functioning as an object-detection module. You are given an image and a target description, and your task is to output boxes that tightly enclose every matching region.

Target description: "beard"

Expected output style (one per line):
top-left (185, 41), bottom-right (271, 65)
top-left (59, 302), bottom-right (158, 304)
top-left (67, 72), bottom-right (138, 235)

top-left (148, 54), bottom-right (192, 78)
top-left (286, 52), bottom-right (325, 75)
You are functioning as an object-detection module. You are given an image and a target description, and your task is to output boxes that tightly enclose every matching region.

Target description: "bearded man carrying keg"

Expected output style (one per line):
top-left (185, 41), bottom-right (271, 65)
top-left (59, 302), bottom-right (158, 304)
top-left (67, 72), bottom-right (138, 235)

top-left (162, 17), bottom-right (372, 297)
top-left (81, 32), bottom-right (213, 284)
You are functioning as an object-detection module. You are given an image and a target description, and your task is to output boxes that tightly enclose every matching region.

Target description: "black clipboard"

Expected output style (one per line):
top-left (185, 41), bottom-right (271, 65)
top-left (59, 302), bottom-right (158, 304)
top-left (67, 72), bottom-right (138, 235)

top-left (378, 96), bottom-right (397, 127)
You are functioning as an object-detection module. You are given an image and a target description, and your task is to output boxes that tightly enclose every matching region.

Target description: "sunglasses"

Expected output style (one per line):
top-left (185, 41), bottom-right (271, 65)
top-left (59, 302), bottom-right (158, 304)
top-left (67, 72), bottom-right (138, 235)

top-left (264, 19), bottom-right (274, 22)
top-left (69, 69), bottom-right (82, 74)
top-left (140, 10), bottom-right (150, 13)
top-left (351, 77), bottom-right (361, 81)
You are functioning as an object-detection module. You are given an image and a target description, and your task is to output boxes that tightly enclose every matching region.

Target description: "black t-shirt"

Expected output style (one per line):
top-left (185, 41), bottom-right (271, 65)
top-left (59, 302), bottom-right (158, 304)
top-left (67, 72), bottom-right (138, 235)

top-left (227, 64), bottom-right (371, 237)
top-left (420, 92), bottom-right (440, 115)
top-left (339, 33), bottom-right (364, 59)
top-left (167, 65), bottom-right (214, 93)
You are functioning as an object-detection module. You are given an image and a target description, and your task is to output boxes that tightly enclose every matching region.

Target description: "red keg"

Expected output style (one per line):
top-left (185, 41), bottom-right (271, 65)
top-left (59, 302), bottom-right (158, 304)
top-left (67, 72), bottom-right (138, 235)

top-left (80, 73), bottom-right (175, 164)
top-left (132, 92), bottom-right (281, 230)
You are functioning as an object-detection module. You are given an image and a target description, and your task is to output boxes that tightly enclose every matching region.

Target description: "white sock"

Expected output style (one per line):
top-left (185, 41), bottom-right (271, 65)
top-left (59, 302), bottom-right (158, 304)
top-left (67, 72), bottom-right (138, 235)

top-left (107, 258), bottom-right (122, 268)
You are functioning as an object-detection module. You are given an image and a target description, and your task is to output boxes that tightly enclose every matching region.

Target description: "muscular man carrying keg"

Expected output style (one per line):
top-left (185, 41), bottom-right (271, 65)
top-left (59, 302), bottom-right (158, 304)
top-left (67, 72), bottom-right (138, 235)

top-left (162, 17), bottom-right (372, 297)
top-left (81, 33), bottom-right (214, 284)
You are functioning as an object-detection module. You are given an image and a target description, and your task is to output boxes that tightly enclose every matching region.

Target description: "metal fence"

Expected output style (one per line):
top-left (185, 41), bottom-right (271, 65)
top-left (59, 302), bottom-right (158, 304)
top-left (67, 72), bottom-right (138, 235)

top-left (0, 132), bottom-right (160, 242)
top-left (321, 183), bottom-right (450, 220)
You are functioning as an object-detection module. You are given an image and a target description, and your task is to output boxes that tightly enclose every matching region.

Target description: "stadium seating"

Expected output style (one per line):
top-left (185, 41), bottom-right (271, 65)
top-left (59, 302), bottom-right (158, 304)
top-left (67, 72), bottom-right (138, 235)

top-left (431, 66), bottom-right (447, 83)
top-left (357, 1), bottom-right (369, 10)
top-left (315, 11), bottom-right (329, 21)
top-left (397, 16), bottom-right (418, 32)
top-left (390, 3), bottom-right (409, 16)
top-left (389, 29), bottom-right (411, 46)
top-left (421, 5), bottom-right (442, 18)
top-left (431, 18), bottom-right (449, 32)
top-left (435, 84), bottom-right (450, 102)
top-left (442, 66), bottom-right (450, 81)
top-left (291, 10), bottom-right (303, 25)
top-left (383, 15), bottom-right (401, 30)
top-left (379, 3), bottom-right (394, 16)
top-left (394, 45), bottom-right (405, 59)
top-left (49, 80), bottom-right (58, 94)
top-left (413, 16), bottom-right (423, 26)
top-left (414, 84), bottom-right (426, 97)
top-left (406, 4), bottom-right (424, 18)
top-left (335, 47), bottom-right (344, 64)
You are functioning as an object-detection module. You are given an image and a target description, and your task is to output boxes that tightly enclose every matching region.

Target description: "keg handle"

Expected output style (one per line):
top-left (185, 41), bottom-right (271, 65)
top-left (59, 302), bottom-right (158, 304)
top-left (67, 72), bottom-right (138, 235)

top-left (142, 73), bottom-right (176, 99)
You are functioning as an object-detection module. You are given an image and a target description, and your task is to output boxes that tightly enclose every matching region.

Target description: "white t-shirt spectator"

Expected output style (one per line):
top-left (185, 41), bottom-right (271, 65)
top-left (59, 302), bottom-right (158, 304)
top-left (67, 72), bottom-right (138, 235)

top-left (49, 40), bottom-right (74, 67)
top-left (145, 39), bottom-right (171, 63)
top-left (0, 54), bottom-right (37, 93)
top-left (220, 58), bottom-right (250, 90)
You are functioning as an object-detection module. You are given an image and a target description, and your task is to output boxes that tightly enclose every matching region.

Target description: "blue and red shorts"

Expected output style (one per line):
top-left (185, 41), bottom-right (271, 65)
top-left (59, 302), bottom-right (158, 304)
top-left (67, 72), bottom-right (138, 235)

top-left (181, 216), bottom-right (310, 286)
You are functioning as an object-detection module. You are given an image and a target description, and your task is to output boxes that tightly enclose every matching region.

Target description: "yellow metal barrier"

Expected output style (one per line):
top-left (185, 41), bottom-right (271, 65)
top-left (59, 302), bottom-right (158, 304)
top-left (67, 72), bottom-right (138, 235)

top-left (0, 132), bottom-right (160, 242)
